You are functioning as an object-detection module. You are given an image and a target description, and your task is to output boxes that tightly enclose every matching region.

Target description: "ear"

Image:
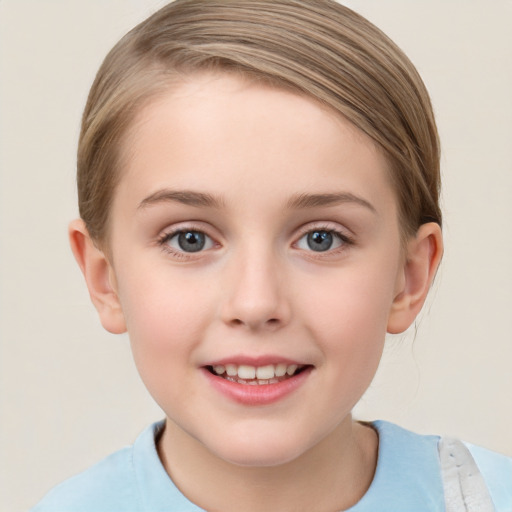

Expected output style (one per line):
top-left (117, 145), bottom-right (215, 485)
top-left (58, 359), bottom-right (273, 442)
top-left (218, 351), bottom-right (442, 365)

top-left (68, 219), bottom-right (127, 334)
top-left (387, 222), bottom-right (443, 334)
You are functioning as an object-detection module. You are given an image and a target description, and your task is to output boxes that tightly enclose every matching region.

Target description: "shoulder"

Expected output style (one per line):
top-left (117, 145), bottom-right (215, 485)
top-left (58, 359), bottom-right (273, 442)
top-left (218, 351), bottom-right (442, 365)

top-left (356, 421), bottom-right (446, 510)
top-left (373, 421), bottom-right (512, 511)
top-left (29, 422), bottom-right (166, 512)
top-left (30, 444), bottom-right (139, 512)
top-left (465, 441), bottom-right (512, 511)
top-left (30, 421), bottom-right (203, 512)
top-left (371, 420), bottom-right (442, 467)
top-left (364, 421), bottom-right (512, 511)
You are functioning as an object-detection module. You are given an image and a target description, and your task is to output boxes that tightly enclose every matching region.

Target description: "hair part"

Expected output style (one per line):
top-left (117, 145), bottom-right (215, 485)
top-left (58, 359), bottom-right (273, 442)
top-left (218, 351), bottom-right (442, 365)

top-left (78, 0), bottom-right (442, 245)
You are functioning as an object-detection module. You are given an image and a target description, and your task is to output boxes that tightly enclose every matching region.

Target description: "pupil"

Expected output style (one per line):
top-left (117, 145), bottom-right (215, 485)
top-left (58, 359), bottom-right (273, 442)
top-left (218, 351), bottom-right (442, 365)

top-left (307, 231), bottom-right (332, 252)
top-left (178, 231), bottom-right (205, 252)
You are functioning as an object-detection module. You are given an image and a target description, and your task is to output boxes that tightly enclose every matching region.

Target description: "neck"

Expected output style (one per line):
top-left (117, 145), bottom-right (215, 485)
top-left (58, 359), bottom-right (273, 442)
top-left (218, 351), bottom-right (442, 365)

top-left (158, 417), bottom-right (378, 512)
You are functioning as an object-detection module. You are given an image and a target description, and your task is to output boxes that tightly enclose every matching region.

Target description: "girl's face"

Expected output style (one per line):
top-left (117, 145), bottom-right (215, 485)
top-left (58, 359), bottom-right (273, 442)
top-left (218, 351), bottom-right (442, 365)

top-left (107, 74), bottom-right (407, 467)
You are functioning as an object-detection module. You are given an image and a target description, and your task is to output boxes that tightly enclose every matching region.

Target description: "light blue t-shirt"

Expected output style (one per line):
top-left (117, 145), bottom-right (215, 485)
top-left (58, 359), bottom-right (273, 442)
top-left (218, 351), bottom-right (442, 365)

top-left (30, 421), bottom-right (512, 511)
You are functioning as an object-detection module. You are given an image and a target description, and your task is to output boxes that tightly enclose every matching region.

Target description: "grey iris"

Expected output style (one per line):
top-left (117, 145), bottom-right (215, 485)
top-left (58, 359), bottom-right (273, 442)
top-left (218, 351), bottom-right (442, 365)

top-left (307, 231), bottom-right (333, 252)
top-left (178, 231), bottom-right (206, 252)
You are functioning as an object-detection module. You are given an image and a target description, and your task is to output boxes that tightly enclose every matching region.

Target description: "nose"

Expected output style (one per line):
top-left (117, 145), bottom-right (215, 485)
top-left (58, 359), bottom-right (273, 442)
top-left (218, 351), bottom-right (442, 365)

top-left (220, 248), bottom-right (291, 331)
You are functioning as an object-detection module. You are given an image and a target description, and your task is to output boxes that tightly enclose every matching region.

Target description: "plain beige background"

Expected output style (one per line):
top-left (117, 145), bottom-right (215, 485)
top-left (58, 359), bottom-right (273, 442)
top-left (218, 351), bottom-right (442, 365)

top-left (1, 1), bottom-right (511, 510)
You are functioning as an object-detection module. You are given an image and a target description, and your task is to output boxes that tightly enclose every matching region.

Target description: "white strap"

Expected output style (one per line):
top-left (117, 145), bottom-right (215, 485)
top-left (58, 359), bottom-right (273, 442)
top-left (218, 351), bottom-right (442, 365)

top-left (439, 437), bottom-right (495, 511)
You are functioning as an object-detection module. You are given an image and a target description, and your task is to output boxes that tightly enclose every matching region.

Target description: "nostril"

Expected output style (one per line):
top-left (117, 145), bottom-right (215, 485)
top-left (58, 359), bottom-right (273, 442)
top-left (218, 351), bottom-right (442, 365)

top-left (228, 317), bottom-right (280, 329)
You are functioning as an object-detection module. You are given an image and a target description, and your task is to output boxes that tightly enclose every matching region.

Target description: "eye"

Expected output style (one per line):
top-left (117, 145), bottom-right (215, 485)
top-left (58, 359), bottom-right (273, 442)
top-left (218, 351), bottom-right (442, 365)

top-left (163, 230), bottom-right (215, 253)
top-left (296, 229), bottom-right (345, 252)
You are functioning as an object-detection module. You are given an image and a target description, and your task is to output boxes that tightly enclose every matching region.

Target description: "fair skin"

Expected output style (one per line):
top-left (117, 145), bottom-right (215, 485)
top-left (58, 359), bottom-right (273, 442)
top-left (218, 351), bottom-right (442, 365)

top-left (70, 73), bottom-right (442, 511)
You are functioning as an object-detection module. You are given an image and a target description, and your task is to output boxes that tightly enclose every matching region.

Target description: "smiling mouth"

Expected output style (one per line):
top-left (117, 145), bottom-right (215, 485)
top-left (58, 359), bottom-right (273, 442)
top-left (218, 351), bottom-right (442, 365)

top-left (206, 363), bottom-right (309, 385)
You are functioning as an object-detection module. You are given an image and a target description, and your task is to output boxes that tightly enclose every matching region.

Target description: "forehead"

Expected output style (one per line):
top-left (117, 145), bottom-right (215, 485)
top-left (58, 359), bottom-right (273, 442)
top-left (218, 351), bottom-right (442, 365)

top-left (116, 73), bottom-right (396, 215)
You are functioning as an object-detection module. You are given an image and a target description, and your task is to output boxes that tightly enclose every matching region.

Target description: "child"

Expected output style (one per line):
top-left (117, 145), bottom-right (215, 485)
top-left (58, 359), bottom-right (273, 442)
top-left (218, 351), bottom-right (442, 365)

top-left (31, 1), bottom-right (511, 510)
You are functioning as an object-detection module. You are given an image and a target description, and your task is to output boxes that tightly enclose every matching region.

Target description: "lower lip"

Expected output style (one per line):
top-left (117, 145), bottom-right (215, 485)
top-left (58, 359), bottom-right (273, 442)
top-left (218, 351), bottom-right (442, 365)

top-left (202, 367), bottom-right (313, 406)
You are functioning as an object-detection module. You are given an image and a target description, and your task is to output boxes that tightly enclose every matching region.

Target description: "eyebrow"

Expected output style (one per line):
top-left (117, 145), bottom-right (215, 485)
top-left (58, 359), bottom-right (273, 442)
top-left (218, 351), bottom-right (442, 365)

top-left (138, 189), bottom-right (376, 214)
top-left (286, 192), bottom-right (377, 213)
top-left (138, 189), bottom-right (225, 210)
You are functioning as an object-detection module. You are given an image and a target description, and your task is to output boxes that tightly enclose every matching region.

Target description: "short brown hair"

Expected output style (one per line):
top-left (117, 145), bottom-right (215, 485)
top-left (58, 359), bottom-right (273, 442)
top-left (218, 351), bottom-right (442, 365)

top-left (78, 0), bottom-right (441, 244)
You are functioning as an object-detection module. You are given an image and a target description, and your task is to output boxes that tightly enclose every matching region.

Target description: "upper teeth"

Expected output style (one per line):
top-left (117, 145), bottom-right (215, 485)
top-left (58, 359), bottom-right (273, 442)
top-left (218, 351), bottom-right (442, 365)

top-left (212, 363), bottom-right (300, 380)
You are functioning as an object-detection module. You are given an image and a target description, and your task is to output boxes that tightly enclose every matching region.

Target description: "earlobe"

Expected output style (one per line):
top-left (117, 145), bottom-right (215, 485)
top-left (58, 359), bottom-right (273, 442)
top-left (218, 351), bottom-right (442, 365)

top-left (387, 222), bottom-right (443, 334)
top-left (68, 219), bottom-right (127, 334)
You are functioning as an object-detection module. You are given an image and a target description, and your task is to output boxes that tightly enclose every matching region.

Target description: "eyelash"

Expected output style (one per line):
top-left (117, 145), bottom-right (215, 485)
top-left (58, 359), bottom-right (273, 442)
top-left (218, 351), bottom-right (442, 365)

top-left (156, 225), bottom-right (216, 260)
top-left (294, 224), bottom-right (355, 254)
top-left (156, 223), bottom-right (354, 260)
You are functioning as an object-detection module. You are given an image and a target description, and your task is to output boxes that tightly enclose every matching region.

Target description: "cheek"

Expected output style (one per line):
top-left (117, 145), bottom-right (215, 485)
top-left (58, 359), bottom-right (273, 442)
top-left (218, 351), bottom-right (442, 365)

top-left (120, 266), bottom-right (205, 328)
top-left (116, 269), bottom-right (214, 377)
top-left (302, 263), bottom-right (397, 335)
top-left (298, 257), bottom-right (399, 375)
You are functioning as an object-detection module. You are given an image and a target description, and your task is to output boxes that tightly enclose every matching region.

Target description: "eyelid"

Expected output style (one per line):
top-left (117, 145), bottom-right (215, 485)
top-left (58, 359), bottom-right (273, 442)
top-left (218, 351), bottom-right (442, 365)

top-left (292, 221), bottom-right (355, 252)
top-left (154, 220), bottom-right (354, 260)
top-left (167, 230), bottom-right (215, 252)
top-left (156, 222), bottom-right (220, 259)
top-left (294, 221), bottom-right (353, 241)
top-left (157, 221), bottom-right (209, 240)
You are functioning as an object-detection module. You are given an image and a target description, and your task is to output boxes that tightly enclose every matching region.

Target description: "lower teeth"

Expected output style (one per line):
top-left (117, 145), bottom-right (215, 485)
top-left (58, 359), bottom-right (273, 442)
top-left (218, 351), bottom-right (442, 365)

top-left (225, 376), bottom-right (284, 385)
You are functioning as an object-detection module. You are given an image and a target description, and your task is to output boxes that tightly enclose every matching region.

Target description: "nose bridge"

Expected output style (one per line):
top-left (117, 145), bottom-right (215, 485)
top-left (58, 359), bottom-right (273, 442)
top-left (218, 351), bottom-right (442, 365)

top-left (221, 238), bottom-right (290, 330)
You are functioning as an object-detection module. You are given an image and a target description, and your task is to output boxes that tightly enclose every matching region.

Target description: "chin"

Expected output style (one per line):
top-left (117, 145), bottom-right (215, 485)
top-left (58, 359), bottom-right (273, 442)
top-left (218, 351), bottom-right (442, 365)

top-left (205, 430), bottom-right (314, 468)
